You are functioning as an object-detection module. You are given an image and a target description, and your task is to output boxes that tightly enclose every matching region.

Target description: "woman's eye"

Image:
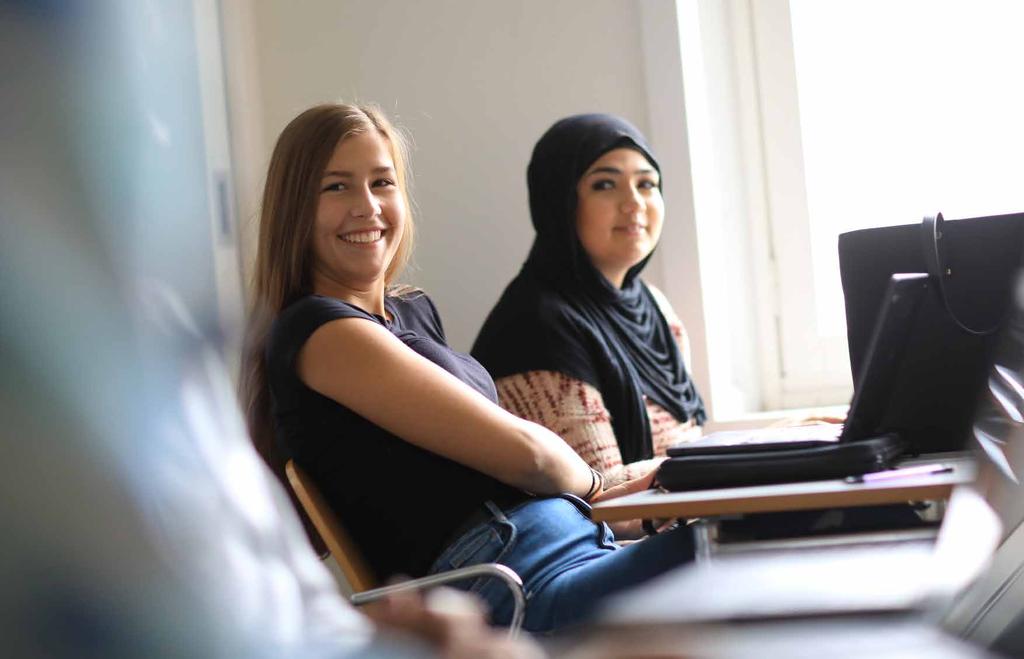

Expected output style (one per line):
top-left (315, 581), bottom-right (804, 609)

top-left (638, 179), bottom-right (659, 190)
top-left (322, 182), bottom-right (345, 192)
top-left (373, 178), bottom-right (396, 188)
top-left (591, 179), bottom-right (615, 191)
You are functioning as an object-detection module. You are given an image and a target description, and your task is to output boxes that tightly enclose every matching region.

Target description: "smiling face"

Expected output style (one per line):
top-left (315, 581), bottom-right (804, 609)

top-left (310, 131), bottom-right (406, 300)
top-left (574, 147), bottom-right (663, 288)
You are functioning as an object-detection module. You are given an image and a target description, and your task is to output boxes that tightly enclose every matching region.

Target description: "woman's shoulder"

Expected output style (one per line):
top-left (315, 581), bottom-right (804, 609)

top-left (491, 286), bottom-right (589, 341)
top-left (639, 281), bottom-right (690, 359)
top-left (275, 295), bottom-right (377, 332)
top-left (386, 286), bottom-right (432, 313)
top-left (641, 280), bottom-right (685, 324)
top-left (515, 285), bottom-right (583, 324)
top-left (386, 288), bottom-right (447, 342)
top-left (640, 281), bottom-right (673, 313)
top-left (268, 295), bottom-right (377, 361)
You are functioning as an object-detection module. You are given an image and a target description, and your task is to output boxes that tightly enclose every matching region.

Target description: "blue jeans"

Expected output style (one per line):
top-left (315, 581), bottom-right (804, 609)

top-left (427, 495), bottom-right (696, 633)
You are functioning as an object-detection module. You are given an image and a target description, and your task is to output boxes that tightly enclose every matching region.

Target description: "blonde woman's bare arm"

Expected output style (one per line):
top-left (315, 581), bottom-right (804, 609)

top-left (297, 318), bottom-right (598, 498)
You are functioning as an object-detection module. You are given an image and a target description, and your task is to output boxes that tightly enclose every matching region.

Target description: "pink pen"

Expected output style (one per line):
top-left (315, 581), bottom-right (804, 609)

top-left (846, 463), bottom-right (954, 484)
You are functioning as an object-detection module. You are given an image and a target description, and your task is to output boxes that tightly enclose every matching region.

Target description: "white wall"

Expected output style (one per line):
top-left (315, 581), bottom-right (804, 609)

top-left (229, 0), bottom-right (659, 352)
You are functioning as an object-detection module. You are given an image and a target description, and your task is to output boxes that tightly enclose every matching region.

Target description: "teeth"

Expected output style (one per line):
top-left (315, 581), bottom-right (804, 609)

top-left (340, 229), bottom-right (383, 244)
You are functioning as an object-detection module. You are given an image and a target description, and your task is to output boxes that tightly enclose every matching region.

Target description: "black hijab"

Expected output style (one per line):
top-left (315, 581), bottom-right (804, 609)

top-left (472, 114), bottom-right (705, 463)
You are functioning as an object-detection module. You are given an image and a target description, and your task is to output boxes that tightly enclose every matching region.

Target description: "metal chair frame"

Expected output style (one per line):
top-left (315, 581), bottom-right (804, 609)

top-left (285, 460), bottom-right (526, 637)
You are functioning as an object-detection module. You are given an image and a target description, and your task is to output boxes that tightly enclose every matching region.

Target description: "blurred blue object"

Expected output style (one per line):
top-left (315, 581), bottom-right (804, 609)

top-left (0, 3), bottom-right (416, 657)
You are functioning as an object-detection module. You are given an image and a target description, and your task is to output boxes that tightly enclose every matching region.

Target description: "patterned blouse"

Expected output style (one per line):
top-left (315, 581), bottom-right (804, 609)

top-left (493, 284), bottom-right (703, 487)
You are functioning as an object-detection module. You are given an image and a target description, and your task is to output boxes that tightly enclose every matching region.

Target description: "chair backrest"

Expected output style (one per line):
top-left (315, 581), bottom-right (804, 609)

top-left (285, 460), bottom-right (377, 593)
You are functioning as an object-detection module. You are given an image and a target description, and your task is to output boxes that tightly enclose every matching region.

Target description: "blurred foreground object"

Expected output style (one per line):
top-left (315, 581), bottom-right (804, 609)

top-left (0, 4), bottom-right (537, 657)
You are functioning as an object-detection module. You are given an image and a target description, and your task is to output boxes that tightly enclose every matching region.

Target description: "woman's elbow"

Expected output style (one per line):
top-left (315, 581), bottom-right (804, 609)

top-left (506, 431), bottom-right (572, 494)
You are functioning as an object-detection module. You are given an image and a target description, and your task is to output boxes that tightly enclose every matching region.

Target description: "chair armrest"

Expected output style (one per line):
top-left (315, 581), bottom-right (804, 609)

top-left (349, 563), bottom-right (526, 638)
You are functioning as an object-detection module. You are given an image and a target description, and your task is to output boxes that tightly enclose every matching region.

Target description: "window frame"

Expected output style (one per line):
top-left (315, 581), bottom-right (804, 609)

top-left (641, 0), bottom-right (854, 423)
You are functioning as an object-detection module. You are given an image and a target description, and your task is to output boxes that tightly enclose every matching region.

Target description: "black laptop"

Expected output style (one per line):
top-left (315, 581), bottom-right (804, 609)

top-left (601, 273), bottom-right (1024, 656)
top-left (667, 273), bottom-right (930, 459)
top-left (839, 213), bottom-right (1024, 453)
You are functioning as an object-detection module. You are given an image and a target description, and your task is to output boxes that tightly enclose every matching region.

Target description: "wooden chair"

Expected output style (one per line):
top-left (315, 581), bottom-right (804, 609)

top-left (285, 460), bottom-right (526, 636)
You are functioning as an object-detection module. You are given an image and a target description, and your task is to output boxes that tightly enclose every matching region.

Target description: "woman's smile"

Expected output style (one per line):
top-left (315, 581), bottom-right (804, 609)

top-left (338, 228), bottom-right (386, 245)
top-left (613, 222), bottom-right (649, 236)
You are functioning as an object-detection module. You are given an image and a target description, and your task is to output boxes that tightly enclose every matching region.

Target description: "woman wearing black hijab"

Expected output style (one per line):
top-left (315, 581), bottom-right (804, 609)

top-left (473, 114), bottom-right (706, 488)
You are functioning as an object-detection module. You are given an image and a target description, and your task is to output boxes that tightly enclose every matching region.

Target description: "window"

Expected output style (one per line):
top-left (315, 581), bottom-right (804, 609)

top-left (655, 0), bottom-right (1024, 418)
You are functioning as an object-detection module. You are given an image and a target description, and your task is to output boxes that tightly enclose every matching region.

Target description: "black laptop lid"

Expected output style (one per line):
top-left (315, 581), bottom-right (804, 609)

top-left (839, 212), bottom-right (1024, 452)
top-left (665, 273), bottom-right (929, 457)
top-left (841, 273), bottom-right (929, 441)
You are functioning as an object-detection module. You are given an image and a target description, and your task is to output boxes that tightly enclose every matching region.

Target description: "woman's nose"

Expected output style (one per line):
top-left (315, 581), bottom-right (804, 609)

top-left (350, 186), bottom-right (381, 218)
top-left (620, 186), bottom-right (644, 213)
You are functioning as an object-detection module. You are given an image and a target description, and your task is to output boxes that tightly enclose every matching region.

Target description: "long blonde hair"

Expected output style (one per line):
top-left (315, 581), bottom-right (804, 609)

top-left (240, 103), bottom-right (414, 483)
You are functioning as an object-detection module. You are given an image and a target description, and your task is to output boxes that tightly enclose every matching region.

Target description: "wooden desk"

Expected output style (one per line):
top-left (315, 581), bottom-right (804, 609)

top-left (591, 457), bottom-right (976, 523)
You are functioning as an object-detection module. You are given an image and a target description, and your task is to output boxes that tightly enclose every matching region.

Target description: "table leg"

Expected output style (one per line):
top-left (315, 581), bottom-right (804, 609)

top-left (692, 519), bottom-right (716, 562)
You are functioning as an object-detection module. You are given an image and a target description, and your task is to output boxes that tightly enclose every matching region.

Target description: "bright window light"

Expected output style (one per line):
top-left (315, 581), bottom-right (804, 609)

top-left (790, 0), bottom-right (1024, 336)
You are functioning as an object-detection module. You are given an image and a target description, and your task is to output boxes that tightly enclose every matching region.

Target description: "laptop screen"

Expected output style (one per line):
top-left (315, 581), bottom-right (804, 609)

top-left (841, 273), bottom-right (929, 441)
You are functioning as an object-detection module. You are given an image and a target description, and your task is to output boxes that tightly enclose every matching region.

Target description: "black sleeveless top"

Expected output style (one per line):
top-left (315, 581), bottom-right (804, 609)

top-left (267, 293), bottom-right (527, 579)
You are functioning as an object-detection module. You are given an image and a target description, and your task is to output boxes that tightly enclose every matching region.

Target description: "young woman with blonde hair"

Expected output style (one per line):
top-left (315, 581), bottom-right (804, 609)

top-left (241, 103), bottom-right (696, 634)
